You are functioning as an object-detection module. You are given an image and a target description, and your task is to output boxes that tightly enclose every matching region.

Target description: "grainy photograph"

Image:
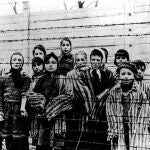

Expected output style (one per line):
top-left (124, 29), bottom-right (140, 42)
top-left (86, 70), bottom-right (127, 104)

top-left (0, 0), bottom-right (150, 150)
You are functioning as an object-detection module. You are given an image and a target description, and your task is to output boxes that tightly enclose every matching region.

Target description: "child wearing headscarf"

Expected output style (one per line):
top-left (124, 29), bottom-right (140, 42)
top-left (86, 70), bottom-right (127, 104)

top-left (0, 52), bottom-right (31, 150)
top-left (106, 62), bottom-right (150, 150)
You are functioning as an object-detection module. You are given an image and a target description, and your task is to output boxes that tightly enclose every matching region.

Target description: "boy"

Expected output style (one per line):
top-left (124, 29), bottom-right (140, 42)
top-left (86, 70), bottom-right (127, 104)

top-left (106, 62), bottom-right (150, 150)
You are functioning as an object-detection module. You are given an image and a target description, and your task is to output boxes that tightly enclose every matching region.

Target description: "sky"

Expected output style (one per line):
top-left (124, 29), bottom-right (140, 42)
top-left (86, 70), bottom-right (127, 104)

top-left (0, 0), bottom-right (149, 16)
top-left (0, 0), bottom-right (150, 16)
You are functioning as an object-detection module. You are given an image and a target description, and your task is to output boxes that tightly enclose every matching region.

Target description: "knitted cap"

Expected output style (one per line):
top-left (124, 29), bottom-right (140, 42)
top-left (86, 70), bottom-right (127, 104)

top-left (116, 62), bottom-right (137, 75)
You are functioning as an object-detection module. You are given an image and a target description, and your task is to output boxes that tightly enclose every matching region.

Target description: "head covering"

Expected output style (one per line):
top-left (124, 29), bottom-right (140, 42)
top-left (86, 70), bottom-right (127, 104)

top-left (9, 52), bottom-right (24, 88)
top-left (132, 59), bottom-right (146, 71)
top-left (114, 49), bottom-right (129, 66)
top-left (116, 62), bottom-right (137, 75)
top-left (10, 52), bottom-right (24, 69)
top-left (99, 48), bottom-right (108, 63)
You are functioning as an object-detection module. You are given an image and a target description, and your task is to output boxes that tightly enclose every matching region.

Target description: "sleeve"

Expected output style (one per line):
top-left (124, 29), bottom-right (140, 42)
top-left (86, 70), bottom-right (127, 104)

top-left (46, 73), bottom-right (74, 121)
top-left (21, 74), bottom-right (31, 96)
top-left (106, 69), bottom-right (116, 89)
top-left (0, 76), bottom-right (4, 111)
top-left (106, 92), bottom-right (118, 141)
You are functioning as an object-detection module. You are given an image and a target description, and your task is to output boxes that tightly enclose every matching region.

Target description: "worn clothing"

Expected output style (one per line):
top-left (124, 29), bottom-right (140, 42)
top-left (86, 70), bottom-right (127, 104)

top-left (33, 72), bottom-right (66, 148)
top-left (61, 68), bottom-right (96, 150)
top-left (27, 73), bottom-right (45, 146)
top-left (0, 72), bottom-right (30, 139)
top-left (85, 67), bottom-right (115, 150)
top-left (58, 53), bottom-right (74, 76)
top-left (106, 82), bottom-right (150, 150)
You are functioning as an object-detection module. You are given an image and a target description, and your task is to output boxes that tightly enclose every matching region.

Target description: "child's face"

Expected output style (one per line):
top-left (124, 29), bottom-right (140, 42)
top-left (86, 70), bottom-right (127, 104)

top-left (33, 63), bottom-right (43, 74)
top-left (136, 65), bottom-right (145, 79)
top-left (90, 55), bottom-right (102, 70)
top-left (116, 55), bottom-right (128, 66)
top-left (34, 49), bottom-right (45, 60)
top-left (11, 54), bottom-right (23, 70)
top-left (45, 57), bottom-right (57, 73)
top-left (60, 40), bottom-right (71, 55)
top-left (75, 54), bottom-right (87, 70)
top-left (119, 68), bottom-right (134, 80)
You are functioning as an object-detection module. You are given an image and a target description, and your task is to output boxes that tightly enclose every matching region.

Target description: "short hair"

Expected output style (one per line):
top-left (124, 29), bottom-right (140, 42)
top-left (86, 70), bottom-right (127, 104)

top-left (32, 57), bottom-right (44, 67)
top-left (33, 45), bottom-right (46, 56)
top-left (90, 49), bottom-right (103, 59)
top-left (44, 52), bottom-right (58, 64)
top-left (114, 49), bottom-right (129, 66)
top-left (75, 51), bottom-right (87, 60)
top-left (60, 37), bottom-right (72, 47)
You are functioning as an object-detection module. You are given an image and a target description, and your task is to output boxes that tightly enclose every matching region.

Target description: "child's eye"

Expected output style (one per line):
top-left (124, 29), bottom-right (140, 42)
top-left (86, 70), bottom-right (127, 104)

top-left (121, 72), bottom-right (126, 75)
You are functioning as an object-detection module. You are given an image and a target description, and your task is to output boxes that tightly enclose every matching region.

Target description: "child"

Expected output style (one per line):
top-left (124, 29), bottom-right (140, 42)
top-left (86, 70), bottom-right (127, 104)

top-left (26, 57), bottom-right (45, 148)
top-left (32, 45), bottom-right (46, 60)
top-left (132, 59), bottom-right (150, 101)
top-left (58, 37), bottom-right (74, 76)
top-left (114, 49), bottom-right (130, 66)
top-left (106, 62), bottom-right (150, 150)
top-left (30, 53), bottom-right (66, 150)
top-left (0, 52), bottom-right (30, 150)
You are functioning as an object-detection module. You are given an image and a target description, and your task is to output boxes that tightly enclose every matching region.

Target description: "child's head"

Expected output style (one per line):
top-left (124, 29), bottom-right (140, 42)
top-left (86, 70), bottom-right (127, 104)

top-left (44, 52), bottom-right (58, 73)
top-left (32, 57), bottom-right (44, 75)
top-left (132, 59), bottom-right (146, 81)
top-left (116, 62), bottom-right (137, 90)
top-left (33, 45), bottom-right (46, 60)
top-left (90, 49), bottom-right (103, 70)
top-left (114, 49), bottom-right (129, 66)
top-left (60, 37), bottom-right (72, 55)
top-left (75, 51), bottom-right (87, 70)
top-left (10, 52), bottom-right (24, 70)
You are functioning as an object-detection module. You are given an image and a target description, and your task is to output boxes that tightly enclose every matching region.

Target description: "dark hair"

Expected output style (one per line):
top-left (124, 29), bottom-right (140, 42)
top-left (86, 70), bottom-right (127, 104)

top-left (90, 49), bottom-right (103, 60)
top-left (44, 52), bottom-right (58, 64)
top-left (60, 37), bottom-right (72, 47)
top-left (32, 57), bottom-right (44, 67)
top-left (33, 45), bottom-right (46, 57)
top-left (114, 49), bottom-right (129, 66)
top-left (132, 59), bottom-right (146, 71)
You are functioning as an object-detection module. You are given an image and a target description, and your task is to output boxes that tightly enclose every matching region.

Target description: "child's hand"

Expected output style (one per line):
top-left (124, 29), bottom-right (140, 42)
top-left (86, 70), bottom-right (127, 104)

top-left (20, 108), bottom-right (28, 117)
top-left (0, 111), bottom-right (4, 121)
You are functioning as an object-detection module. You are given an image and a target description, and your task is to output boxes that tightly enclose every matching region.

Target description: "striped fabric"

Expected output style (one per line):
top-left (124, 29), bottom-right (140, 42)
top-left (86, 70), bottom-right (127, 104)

top-left (106, 81), bottom-right (150, 150)
top-left (46, 67), bottom-right (95, 120)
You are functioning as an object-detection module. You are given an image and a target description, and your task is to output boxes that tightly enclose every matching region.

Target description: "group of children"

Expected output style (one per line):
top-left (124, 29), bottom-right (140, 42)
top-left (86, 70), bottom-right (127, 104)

top-left (0, 37), bottom-right (149, 150)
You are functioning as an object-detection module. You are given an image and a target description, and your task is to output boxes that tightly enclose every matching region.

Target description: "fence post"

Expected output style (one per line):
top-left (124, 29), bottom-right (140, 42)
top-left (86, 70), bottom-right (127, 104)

top-left (23, 1), bottom-right (30, 74)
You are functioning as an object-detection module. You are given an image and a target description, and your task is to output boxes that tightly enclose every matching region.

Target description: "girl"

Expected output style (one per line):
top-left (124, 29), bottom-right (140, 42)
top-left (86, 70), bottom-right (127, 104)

top-left (0, 52), bottom-right (30, 150)
top-left (58, 37), bottom-right (74, 76)
top-left (32, 45), bottom-right (46, 60)
top-left (46, 51), bottom-right (95, 150)
top-left (106, 62), bottom-right (150, 150)
top-left (26, 57), bottom-right (45, 147)
top-left (29, 53), bottom-right (66, 150)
